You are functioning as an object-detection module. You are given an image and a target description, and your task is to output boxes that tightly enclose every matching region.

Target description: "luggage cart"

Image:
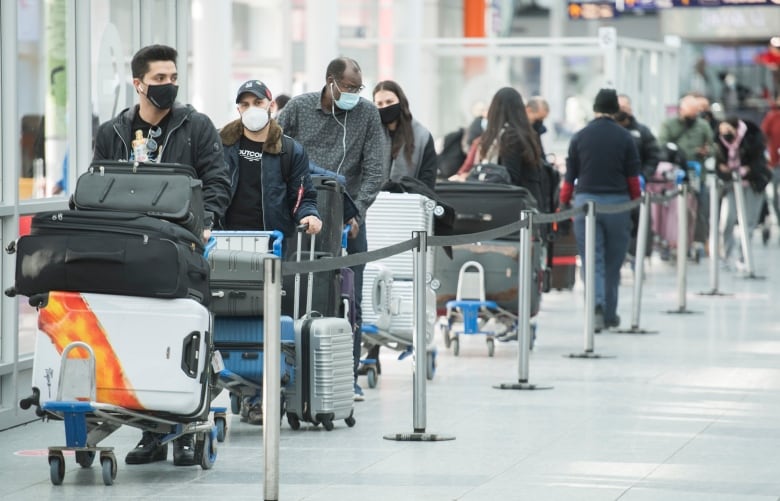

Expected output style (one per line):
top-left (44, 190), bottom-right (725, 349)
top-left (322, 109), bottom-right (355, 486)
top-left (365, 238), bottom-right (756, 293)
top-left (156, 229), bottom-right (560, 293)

top-left (205, 231), bottom-right (291, 435)
top-left (442, 261), bottom-right (518, 357)
top-left (24, 341), bottom-right (217, 486)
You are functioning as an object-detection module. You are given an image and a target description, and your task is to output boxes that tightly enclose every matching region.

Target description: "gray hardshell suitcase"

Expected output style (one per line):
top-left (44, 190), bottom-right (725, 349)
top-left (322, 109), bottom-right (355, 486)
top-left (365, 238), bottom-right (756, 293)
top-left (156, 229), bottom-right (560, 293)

top-left (206, 231), bottom-right (283, 317)
top-left (285, 227), bottom-right (355, 431)
top-left (364, 192), bottom-right (436, 278)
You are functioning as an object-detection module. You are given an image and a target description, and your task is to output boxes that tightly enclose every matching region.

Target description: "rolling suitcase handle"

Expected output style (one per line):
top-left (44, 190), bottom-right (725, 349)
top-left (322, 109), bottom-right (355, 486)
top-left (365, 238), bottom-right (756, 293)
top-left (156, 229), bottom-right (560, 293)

top-left (294, 224), bottom-right (316, 319)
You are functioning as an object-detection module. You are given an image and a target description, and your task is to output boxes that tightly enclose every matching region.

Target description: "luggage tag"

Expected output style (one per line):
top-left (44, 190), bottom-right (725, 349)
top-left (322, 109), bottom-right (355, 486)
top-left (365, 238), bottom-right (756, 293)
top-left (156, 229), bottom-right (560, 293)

top-left (211, 350), bottom-right (225, 373)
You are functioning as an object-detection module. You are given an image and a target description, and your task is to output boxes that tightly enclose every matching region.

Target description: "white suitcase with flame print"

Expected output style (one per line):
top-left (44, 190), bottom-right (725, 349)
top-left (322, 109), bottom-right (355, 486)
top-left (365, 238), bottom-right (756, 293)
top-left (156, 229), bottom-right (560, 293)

top-left (32, 291), bottom-right (211, 419)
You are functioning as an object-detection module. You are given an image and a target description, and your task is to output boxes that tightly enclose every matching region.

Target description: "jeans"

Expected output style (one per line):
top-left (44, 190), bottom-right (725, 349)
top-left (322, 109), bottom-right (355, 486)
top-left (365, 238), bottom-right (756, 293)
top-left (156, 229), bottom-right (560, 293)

top-left (721, 183), bottom-right (765, 262)
top-left (573, 192), bottom-right (632, 324)
top-left (346, 221), bottom-right (367, 383)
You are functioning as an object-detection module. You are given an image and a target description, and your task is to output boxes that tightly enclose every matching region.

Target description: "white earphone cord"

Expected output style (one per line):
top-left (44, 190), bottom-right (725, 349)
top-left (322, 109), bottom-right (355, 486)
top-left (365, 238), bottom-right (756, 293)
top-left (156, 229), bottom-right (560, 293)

top-left (330, 82), bottom-right (348, 175)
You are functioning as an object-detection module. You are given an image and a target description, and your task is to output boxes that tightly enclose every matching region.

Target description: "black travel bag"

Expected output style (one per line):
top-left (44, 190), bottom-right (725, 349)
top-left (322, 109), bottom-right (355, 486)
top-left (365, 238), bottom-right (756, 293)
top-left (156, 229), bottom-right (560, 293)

top-left (434, 181), bottom-right (538, 240)
top-left (6, 210), bottom-right (209, 304)
top-left (71, 161), bottom-right (205, 237)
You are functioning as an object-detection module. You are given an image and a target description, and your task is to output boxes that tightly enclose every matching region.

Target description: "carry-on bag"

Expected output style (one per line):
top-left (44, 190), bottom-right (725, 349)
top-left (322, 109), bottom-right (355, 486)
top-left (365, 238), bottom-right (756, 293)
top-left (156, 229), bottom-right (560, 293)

top-left (434, 181), bottom-right (538, 240)
top-left (549, 220), bottom-right (577, 291)
top-left (71, 161), bottom-right (205, 237)
top-left (213, 316), bottom-right (295, 384)
top-left (7, 210), bottom-right (209, 304)
top-left (207, 231), bottom-right (283, 317)
top-left (32, 291), bottom-right (212, 419)
top-left (285, 227), bottom-right (355, 431)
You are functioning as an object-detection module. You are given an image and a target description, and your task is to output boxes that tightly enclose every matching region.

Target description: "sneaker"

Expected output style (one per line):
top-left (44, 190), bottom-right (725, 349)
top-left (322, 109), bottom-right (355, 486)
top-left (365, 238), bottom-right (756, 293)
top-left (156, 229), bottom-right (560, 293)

top-left (594, 306), bottom-right (605, 333)
top-left (125, 431), bottom-right (167, 465)
top-left (240, 399), bottom-right (263, 425)
top-left (353, 383), bottom-right (365, 402)
top-left (172, 433), bottom-right (197, 466)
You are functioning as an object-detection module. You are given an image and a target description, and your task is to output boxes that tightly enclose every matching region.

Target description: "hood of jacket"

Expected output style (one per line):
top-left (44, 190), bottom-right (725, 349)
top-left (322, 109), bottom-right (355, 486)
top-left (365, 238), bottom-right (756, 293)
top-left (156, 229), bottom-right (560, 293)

top-left (220, 118), bottom-right (283, 155)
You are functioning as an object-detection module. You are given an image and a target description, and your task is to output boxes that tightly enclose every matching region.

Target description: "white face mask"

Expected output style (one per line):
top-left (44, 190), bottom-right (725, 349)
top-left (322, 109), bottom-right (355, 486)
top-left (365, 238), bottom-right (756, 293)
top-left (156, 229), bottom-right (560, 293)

top-left (241, 106), bottom-right (270, 132)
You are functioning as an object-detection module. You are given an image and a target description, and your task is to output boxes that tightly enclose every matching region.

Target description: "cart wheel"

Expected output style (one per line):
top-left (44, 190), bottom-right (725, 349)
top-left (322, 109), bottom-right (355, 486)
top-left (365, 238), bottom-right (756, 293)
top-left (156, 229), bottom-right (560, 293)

top-left (426, 350), bottom-right (436, 381)
top-left (49, 453), bottom-right (65, 485)
top-left (101, 456), bottom-right (116, 485)
top-left (75, 450), bottom-right (95, 468)
top-left (287, 413), bottom-right (301, 430)
top-left (452, 336), bottom-right (460, 356)
top-left (366, 367), bottom-right (378, 388)
top-left (487, 338), bottom-right (495, 357)
top-left (345, 415), bottom-right (356, 427)
top-left (442, 324), bottom-right (452, 348)
top-left (215, 417), bottom-right (227, 443)
top-left (322, 417), bottom-right (334, 431)
top-left (199, 429), bottom-right (217, 470)
top-left (230, 393), bottom-right (241, 415)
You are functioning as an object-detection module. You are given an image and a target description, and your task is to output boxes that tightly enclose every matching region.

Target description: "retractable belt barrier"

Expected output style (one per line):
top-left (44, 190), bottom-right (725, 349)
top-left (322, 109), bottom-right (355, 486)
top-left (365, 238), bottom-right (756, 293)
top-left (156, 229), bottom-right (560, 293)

top-left (263, 184), bottom-right (717, 499)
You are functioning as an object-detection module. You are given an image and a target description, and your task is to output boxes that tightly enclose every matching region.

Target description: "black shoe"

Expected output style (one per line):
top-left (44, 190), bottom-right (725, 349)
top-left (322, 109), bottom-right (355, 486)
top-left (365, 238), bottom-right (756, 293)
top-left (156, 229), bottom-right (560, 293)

top-left (125, 432), bottom-right (167, 464)
top-left (594, 306), bottom-right (605, 333)
top-left (606, 314), bottom-right (621, 329)
top-left (173, 434), bottom-right (197, 466)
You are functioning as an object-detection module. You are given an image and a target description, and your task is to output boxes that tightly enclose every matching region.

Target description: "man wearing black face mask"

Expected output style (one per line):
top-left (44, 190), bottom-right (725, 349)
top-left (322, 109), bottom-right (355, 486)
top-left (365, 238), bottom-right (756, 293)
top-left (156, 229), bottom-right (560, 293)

top-left (92, 44), bottom-right (230, 467)
top-left (658, 94), bottom-right (715, 257)
top-left (93, 44), bottom-right (231, 243)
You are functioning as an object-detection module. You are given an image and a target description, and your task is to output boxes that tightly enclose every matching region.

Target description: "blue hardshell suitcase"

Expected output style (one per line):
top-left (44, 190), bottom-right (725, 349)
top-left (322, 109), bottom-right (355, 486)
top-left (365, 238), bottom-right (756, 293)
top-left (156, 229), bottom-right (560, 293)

top-left (214, 316), bottom-right (295, 384)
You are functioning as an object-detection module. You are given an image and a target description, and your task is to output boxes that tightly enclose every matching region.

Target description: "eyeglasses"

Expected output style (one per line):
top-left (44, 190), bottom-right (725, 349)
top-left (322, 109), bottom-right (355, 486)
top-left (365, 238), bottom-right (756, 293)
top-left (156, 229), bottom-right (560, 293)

top-left (335, 81), bottom-right (364, 94)
top-left (146, 126), bottom-right (162, 153)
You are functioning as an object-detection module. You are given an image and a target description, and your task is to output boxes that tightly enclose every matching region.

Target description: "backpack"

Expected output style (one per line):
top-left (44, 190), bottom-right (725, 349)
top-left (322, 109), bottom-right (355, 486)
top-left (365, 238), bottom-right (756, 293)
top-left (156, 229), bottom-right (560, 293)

top-left (465, 163), bottom-right (512, 184)
top-left (436, 128), bottom-right (466, 179)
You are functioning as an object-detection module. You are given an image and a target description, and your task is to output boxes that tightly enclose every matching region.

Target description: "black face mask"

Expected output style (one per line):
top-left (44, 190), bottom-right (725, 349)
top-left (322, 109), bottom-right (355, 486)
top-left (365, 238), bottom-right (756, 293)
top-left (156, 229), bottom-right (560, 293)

top-left (378, 102), bottom-right (402, 125)
top-left (144, 83), bottom-right (178, 110)
top-left (614, 111), bottom-right (630, 124)
top-left (722, 133), bottom-right (736, 142)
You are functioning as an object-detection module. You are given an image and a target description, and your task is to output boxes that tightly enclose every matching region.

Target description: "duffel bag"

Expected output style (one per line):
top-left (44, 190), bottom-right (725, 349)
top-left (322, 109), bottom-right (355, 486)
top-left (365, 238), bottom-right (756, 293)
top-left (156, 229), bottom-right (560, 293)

top-left (6, 210), bottom-right (209, 304)
top-left (71, 161), bottom-right (205, 237)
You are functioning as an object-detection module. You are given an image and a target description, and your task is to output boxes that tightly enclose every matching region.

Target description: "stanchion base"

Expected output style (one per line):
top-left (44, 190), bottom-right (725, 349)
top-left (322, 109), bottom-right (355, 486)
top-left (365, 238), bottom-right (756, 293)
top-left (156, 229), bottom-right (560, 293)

top-left (613, 327), bottom-right (659, 334)
top-left (493, 381), bottom-right (553, 390)
top-left (383, 432), bottom-right (455, 442)
top-left (664, 308), bottom-right (700, 314)
top-left (697, 290), bottom-right (733, 296)
top-left (742, 273), bottom-right (766, 281)
top-left (565, 352), bottom-right (615, 359)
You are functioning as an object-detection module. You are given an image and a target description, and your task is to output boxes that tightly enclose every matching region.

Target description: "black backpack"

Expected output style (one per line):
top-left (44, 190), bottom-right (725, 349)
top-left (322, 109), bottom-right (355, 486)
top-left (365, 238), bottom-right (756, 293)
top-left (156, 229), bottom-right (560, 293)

top-left (436, 128), bottom-right (466, 179)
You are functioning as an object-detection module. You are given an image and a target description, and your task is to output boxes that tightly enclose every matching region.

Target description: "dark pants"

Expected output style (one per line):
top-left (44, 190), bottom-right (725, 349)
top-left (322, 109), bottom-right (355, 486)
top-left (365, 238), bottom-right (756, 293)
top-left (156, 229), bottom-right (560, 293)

top-left (347, 222), bottom-right (367, 384)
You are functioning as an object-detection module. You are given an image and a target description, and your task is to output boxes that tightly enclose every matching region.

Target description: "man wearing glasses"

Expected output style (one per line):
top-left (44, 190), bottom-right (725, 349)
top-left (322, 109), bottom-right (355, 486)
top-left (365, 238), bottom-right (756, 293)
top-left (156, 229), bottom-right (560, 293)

top-left (278, 57), bottom-right (388, 401)
top-left (91, 44), bottom-right (230, 466)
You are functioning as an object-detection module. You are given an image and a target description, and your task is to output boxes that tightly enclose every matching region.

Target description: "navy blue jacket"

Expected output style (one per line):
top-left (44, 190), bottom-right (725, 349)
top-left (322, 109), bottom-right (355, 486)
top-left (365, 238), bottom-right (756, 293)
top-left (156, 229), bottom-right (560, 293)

top-left (219, 118), bottom-right (319, 240)
top-left (565, 117), bottom-right (640, 195)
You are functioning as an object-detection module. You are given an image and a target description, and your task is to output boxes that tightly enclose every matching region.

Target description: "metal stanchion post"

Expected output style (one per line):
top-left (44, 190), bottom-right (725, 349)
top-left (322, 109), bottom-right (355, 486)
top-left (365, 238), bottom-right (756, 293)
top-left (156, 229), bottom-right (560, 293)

top-left (568, 201), bottom-right (612, 359)
top-left (666, 184), bottom-right (698, 314)
top-left (385, 231), bottom-right (454, 442)
top-left (615, 192), bottom-right (658, 334)
top-left (263, 256), bottom-right (282, 501)
top-left (495, 211), bottom-right (552, 390)
top-left (732, 171), bottom-right (764, 280)
top-left (699, 173), bottom-right (731, 295)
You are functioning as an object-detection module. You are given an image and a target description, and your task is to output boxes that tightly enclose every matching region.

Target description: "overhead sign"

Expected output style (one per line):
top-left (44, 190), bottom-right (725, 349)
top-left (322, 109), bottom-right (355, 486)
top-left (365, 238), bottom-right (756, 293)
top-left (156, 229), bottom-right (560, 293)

top-left (568, 2), bottom-right (618, 19)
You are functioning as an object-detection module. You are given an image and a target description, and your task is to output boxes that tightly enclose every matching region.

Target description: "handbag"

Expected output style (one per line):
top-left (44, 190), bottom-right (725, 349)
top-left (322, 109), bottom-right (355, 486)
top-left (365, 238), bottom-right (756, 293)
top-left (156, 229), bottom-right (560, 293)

top-left (748, 162), bottom-right (772, 193)
top-left (466, 163), bottom-right (512, 184)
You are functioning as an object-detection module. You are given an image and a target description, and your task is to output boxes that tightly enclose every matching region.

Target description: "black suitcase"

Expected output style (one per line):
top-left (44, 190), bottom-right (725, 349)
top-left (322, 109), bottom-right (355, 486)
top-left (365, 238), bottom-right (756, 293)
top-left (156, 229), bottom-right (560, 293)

top-left (280, 251), bottom-right (341, 319)
top-left (7, 210), bottom-right (209, 303)
top-left (434, 181), bottom-right (537, 240)
top-left (549, 220), bottom-right (577, 291)
top-left (71, 161), bottom-right (205, 236)
top-left (297, 176), bottom-right (346, 259)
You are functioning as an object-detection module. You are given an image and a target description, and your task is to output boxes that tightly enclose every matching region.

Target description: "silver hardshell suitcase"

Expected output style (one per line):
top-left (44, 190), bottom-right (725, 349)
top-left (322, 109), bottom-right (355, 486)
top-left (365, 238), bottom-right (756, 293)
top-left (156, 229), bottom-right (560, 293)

top-left (364, 192), bottom-right (436, 278)
top-left (285, 228), bottom-right (355, 431)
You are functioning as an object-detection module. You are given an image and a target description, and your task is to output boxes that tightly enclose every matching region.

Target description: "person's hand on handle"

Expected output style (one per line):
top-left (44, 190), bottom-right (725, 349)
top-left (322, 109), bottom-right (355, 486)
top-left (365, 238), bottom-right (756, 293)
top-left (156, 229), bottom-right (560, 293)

top-left (299, 215), bottom-right (322, 235)
top-left (202, 228), bottom-right (212, 243)
top-left (347, 217), bottom-right (359, 238)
